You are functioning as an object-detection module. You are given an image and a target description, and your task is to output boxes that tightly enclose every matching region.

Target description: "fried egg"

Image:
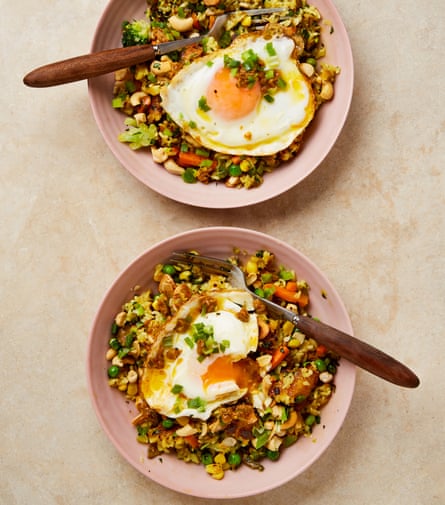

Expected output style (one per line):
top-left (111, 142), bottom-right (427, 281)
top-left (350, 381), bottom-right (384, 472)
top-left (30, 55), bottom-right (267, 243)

top-left (141, 290), bottom-right (260, 420)
top-left (160, 34), bottom-right (315, 156)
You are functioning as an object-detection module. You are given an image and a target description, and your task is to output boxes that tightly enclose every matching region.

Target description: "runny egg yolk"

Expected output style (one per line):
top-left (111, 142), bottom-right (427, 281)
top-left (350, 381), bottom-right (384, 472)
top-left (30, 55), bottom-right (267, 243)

top-left (202, 355), bottom-right (259, 391)
top-left (205, 67), bottom-right (261, 120)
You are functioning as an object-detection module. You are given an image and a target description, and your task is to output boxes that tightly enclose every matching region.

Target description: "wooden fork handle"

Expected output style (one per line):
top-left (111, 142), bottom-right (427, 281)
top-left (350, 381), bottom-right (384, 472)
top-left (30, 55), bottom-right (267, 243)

top-left (295, 316), bottom-right (420, 388)
top-left (23, 45), bottom-right (157, 87)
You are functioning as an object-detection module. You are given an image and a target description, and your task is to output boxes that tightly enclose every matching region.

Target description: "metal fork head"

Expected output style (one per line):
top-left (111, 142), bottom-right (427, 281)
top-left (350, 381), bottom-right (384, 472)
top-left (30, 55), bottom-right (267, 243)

top-left (207, 7), bottom-right (286, 40)
top-left (168, 251), bottom-right (294, 321)
top-left (169, 251), bottom-right (240, 280)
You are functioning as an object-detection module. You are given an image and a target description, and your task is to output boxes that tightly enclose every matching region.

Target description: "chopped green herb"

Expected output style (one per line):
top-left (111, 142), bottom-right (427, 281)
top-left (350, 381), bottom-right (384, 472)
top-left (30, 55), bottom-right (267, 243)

top-left (182, 167), bottom-right (197, 183)
top-left (241, 49), bottom-right (259, 71)
top-left (279, 266), bottom-right (295, 281)
top-left (109, 337), bottom-right (120, 350)
top-left (198, 96), bottom-right (211, 112)
top-left (224, 55), bottom-right (240, 69)
top-left (125, 331), bottom-right (136, 347)
top-left (125, 80), bottom-right (136, 93)
top-left (184, 336), bottom-right (195, 349)
top-left (118, 347), bottom-right (130, 358)
top-left (196, 148), bottom-right (210, 157)
top-left (254, 430), bottom-right (271, 449)
top-left (187, 397), bottom-right (207, 412)
top-left (171, 384), bottom-right (184, 394)
top-left (265, 42), bottom-right (277, 56)
top-left (277, 77), bottom-right (287, 89)
top-left (162, 335), bottom-right (174, 348)
top-left (112, 96), bottom-right (125, 108)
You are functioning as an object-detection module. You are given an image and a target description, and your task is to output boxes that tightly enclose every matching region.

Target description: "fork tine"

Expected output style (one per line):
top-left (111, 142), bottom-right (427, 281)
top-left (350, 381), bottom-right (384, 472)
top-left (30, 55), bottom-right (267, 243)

top-left (169, 251), bottom-right (232, 276)
top-left (241, 8), bottom-right (286, 16)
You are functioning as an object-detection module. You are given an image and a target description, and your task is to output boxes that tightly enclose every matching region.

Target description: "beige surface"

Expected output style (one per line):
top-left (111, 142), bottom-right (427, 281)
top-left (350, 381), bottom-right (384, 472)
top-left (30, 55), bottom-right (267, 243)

top-left (1, 0), bottom-right (444, 503)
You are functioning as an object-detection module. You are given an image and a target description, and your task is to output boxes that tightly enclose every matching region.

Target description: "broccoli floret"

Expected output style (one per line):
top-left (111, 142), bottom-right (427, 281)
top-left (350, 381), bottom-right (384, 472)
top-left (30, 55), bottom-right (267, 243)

top-left (118, 120), bottom-right (158, 150)
top-left (121, 19), bottom-right (151, 47)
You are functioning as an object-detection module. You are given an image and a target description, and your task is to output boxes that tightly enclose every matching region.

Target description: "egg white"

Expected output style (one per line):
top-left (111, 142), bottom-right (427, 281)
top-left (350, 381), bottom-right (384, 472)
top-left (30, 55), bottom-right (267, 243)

top-left (141, 290), bottom-right (258, 420)
top-left (160, 35), bottom-right (315, 156)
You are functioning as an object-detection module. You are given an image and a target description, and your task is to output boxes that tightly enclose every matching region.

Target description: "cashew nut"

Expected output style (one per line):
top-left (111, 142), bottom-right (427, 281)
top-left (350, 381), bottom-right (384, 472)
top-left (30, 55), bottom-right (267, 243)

top-left (300, 62), bottom-right (315, 78)
top-left (176, 424), bottom-right (199, 437)
top-left (319, 371), bottom-right (334, 383)
top-left (225, 175), bottom-right (240, 188)
top-left (221, 437), bottom-right (237, 447)
top-left (130, 91), bottom-right (148, 106)
top-left (114, 68), bottom-right (131, 81)
top-left (150, 59), bottom-right (172, 76)
top-left (164, 158), bottom-right (185, 176)
top-left (320, 81), bottom-right (334, 100)
top-left (127, 370), bottom-right (138, 384)
top-left (114, 311), bottom-right (127, 327)
top-left (258, 319), bottom-right (270, 340)
top-left (151, 146), bottom-right (170, 164)
top-left (266, 435), bottom-right (283, 452)
top-left (134, 112), bottom-right (147, 125)
top-left (106, 348), bottom-right (116, 361)
top-left (169, 15), bottom-right (194, 32)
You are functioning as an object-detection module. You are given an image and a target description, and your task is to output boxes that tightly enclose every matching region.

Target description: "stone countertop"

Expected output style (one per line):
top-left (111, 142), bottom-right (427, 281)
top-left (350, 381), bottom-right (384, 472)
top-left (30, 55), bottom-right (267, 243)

top-left (1, 1), bottom-right (444, 504)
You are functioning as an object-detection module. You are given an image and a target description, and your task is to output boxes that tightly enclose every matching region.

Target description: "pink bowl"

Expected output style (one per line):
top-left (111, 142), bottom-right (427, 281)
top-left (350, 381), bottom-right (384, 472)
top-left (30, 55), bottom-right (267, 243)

top-left (87, 227), bottom-right (356, 498)
top-left (88, 0), bottom-right (353, 208)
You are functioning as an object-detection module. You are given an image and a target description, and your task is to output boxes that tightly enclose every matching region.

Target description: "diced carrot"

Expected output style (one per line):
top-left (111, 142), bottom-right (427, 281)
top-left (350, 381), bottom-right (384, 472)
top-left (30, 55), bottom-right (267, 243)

top-left (316, 344), bottom-right (327, 357)
top-left (184, 435), bottom-right (199, 448)
top-left (177, 150), bottom-right (206, 167)
top-left (231, 156), bottom-right (241, 165)
top-left (271, 346), bottom-right (290, 369)
top-left (191, 12), bottom-right (200, 30)
top-left (286, 281), bottom-right (298, 292)
top-left (296, 292), bottom-right (309, 308)
top-left (264, 283), bottom-right (309, 307)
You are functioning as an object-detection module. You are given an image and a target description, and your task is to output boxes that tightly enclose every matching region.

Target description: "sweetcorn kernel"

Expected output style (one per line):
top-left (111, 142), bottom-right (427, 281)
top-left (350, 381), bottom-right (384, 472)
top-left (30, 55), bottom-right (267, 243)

top-left (245, 260), bottom-right (258, 274)
top-left (214, 453), bottom-right (226, 465)
top-left (205, 463), bottom-right (224, 480)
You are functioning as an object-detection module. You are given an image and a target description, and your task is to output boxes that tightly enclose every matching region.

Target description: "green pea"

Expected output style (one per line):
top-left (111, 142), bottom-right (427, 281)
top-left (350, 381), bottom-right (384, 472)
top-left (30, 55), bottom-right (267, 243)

top-left (162, 264), bottom-right (176, 276)
top-left (266, 450), bottom-right (280, 461)
top-left (305, 414), bottom-right (316, 426)
top-left (107, 365), bottom-right (120, 378)
top-left (161, 418), bottom-right (174, 429)
top-left (327, 363), bottom-right (337, 374)
top-left (228, 452), bottom-right (242, 467)
top-left (229, 164), bottom-right (242, 176)
top-left (283, 434), bottom-right (298, 447)
top-left (315, 358), bottom-right (327, 372)
top-left (201, 452), bottom-right (213, 465)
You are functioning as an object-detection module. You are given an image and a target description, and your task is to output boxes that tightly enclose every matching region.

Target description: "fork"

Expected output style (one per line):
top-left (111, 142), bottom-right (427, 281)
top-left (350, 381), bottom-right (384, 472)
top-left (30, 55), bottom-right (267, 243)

top-left (169, 251), bottom-right (420, 388)
top-left (23, 8), bottom-right (284, 88)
